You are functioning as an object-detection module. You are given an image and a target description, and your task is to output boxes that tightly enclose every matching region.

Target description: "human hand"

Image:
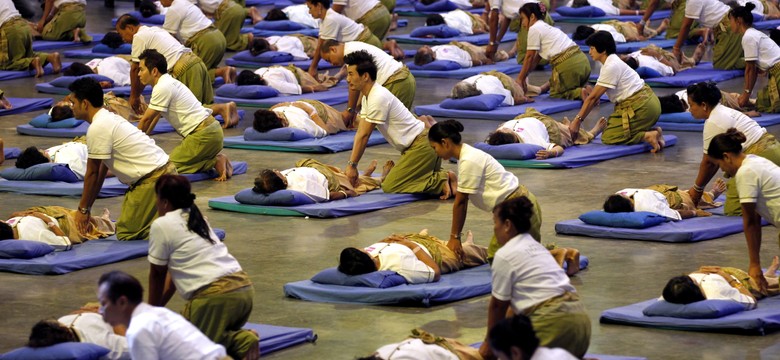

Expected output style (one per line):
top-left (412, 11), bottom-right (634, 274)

top-left (36, 21), bottom-right (44, 33)
top-left (345, 165), bottom-right (359, 187)
top-left (695, 209), bottom-right (712, 217)
top-left (517, 76), bottom-right (527, 94)
top-left (130, 96), bottom-right (144, 115)
top-left (447, 236), bottom-right (464, 260)
top-left (485, 43), bottom-right (497, 59)
top-left (738, 92), bottom-right (751, 108)
top-left (478, 341), bottom-right (495, 359)
top-left (672, 48), bottom-right (682, 63)
top-left (687, 187), bottom-right (703, 206)
top-left (75, 210), bottom-right (92, 234)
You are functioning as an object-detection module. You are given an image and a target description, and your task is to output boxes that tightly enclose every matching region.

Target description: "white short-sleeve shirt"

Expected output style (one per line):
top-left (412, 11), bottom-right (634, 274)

top-left (685, 0), bottom-right (730, 28)
top-left (461, 74), bottom-right (514, 106)
top-left (193, 0), bottom-right (221, 15)
top-left (442, 9), bottom-right (475, 35)
top-left (267, 36), bottom-right (309, 60)
top-left (457, 144), bottom-right (520, 211)
top-left (738, 0), bottom-right (765, 16)
top-left (530, 348), bottom-right (579, 360)
top-left (615, 188), bottom-right (682, 220)
top-left (498, 118), bottom-right (555, 150)
top-left (688, 273), bottom-right (757, 309)
top-left (431, 45), bottom-right (473, 68)
top-left (596, 54), bottom-right (645, 103)
top-left (702, 104), bottom-right (766, 154)
top-left (0, 0), bottom-right (21, 28)
top-left (319, 8), bottom-right (366, 42)
top-left (254, 66), bottom-right (302, 95)
top-left (86, 108), bottom-right (169, 185)
top-left (364, 242), bottom-right (436, 284)
top-left (491, 233), bottom-right (576, 314)
top-left (591, 24), bottom-right (626, 43)
top-left (451, 0), bottom-right (476, 9)
top-left (332, 0), bottom-right (380, 21)
top-left (163, 0), bottom-right (212, 42)
top-left (281, 167), bottom-right (330, 202)
top-left (86, 56), bottom-right (131, 86)
top-left (360, 83), bottom-right (423, 152)
top-left (131, 26), bottom-right (190, 71)
top-left (6, 215), bottom-right (71, 250)
top-left (272, 105), bottom-right (328, 138)
top-left (629, 51), bottom-right (674, 77)
top-left (53, 0), bottom-right (85, 8)
top-left (565, 0), bottom-right (619, 15)
top-left (489, 0), bottom-right (538, 19)
top-left (375, 339), bottom-right (459, 360)
top-left (148, 73), bottom-right (211, 137)
top-left (742, 28), bottom-right (780, 71)
top-left (344, 41), bottom-right (402, 86)
top-left (58, 313), bottom-right (130, 360)
top-left (282, 4), bottom-right (319, 28)
top-left (527, 21), bottom-right (577, 60)
top-left (736, 155), bottom-right (780, 227)
top-left (47, 141), bottom-right (88, 179)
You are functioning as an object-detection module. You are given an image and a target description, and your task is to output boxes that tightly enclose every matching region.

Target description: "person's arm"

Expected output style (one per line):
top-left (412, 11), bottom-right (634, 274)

top-left (75, 159), bottom-right (108, 234)
top-left (29, 213), bottom-right (66, 237)
top-left (345, 117), bottom-right (376, 186)
top-left (572, 84), bottom-right (608, 128)
top-left (516, 50), bottom-right (540, 93)
top-left (37, 0), bottom-right (55, 32)
top-left (638, 0), bottom-right (660, 34)
top-left (329, 189), bottom-right (356, 200)
top-left (495, 16), bottom-right (510, 46)
top-left (479, 296), bottom-right (511, 359)
top-left (309, 38), bottom-right (325, 77)
top-left (486, 9), bottom-right (500, 58)
top-left (740, 61), bottom-right (758, 108)
top-left (742, 202), bottom-right (769, 294)
top-left (147, 263), bottom-right (177, 306)
top-left (688, 154), bottom-right (719, 205)
top-left (331, 4), bottom-right (345, 13)
top-left (449, 191), bottom-right (469, 258)
top-left (137, 108), bottom-right (162, 134)
top-left (535, 144), bottom-right (565, 159)
top-left (673, 17), bottom-right (695, 62)
top-left (129, 62), bottom-right (145, 114)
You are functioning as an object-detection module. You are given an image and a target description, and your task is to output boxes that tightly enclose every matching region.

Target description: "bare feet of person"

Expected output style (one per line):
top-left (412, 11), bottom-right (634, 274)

top-left (49, 52), bottom-right (62, 74)
top-left (101, 208), bottom-right (111, 220)
top-left (643, 129), bottom-right (662, 153)
top-left (463, 230), bottom-right (474, 244)
top-left (380, 160), bottom-right (395, 182)
top-left (539, 81), bottom-right (551, 94)
top-left (564, 248), bottom-right (581, 276)
top-left (246, 32), bottom-right (254, 49)
top-left (766, 255), bottom-right (780, 276)
top-left (0, 95), bottom-right (12, 109)
top-left (711, 178), bottom-right (727, 198)
top-left (242, 330), bottom-right (261, 360)
top-left (31, 57), bottom-right (44, 77)
top-left (655, 126), bottom-right (666, 148)
top-left (494, 50), bottom-right (509, 62)
top-left (221, 66), bottom-right (236, 84)
top-left (419, 228), bottom-right (429, 236)
top-left (389, 13), bottom-right (399, 31)
top-left (580, 85), bottom-right (592, 101)
top-left (439, 170), bottom-right (457, 200)
top-left (363, 159), bottom-right (378, 176)
top-left (418, 114), bottom-right (437, 128)
top-left (588, 117), bottom-right (608, 137)
top-left (72, 27), bottom-right (80, 42)
top-left (213, 153), bottom-right (233, 181)
top-left (248, 7), bottom-right (263, 25)
top-left (223, 101), bottom-right (240, 128)
top-left (692, 43), bottom-right (706, 65)
top-left (653, 18), bottom-right (669, 36)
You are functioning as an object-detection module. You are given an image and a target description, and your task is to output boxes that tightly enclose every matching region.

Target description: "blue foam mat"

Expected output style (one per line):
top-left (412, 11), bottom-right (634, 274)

top-left (18, 118), bottom-right (187, 138)
top-left (600, 296), bottom-right (780, 335)
top-left (32, 33), bottom-right (104, 51)
top-left (0, 162), bottom-right (247, 197)
top-left (551, 9), bottom-right (671, 23)
top-left (388, 31), bottom-right (517, 45)
top-left (246, 0), bottom-right (294, 6)
top-left (754, 19), bottom-right (780, 30)
top-left (0, 62), bottom-right (73, 80)
top-left (209, 189), bottom-right (430, 217)
top-left (577, 38), bottom-right (677, 53)
top-left (644, 63), bottom-right (744, 88)
top-left (223, 130), bottom-right (387, 153)
top-left (62, 49), bottom-right (128, 59)
top-left (225, 57), bottom-right (338, 69)
top-left (283, 264), bottom-right (492, 306)
top-left (241, 27), bottom-right (319, 38)
top-left (35, 82), bottom-right (151, 96)
top-left (242, 323), bottom-right (316, 355)
top-left (4, 147), bottom-right (20, 159)
top-left (0, 98), bottom-right (53, 116)
top-left (414, 94), bottom-right (603, 120)
top-left (214, 84), bottom-right (348, 107)
top-left (657, 113), bottom-right (780, 132)
top-left (469, 343), bottom-right (645, 360)
top-left (408, 59), bottom-right (522, 78)
top-left (395, 5), bottom-right (485, 16)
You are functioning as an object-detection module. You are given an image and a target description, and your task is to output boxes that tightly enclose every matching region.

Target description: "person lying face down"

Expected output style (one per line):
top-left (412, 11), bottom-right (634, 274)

top-left (27, 311), bottom-right (130, 360)
top-left (236, 67), bottom-right (342, 95)
top-left (0, 206), bottom-right (115, 248)
top-left (450, 71), bottom-right (541, 106)
top-left (658, 89), bottom-right (758, 116)
top-left (249, 36), bottom-right (317, 60)
top-left (603, 180), bottom-right (727, 220)
top-left (414, 42), bottom-right (509, 68)
top-left (16, 140), bottom-right (89, 179)
top-left (253, 158), bottom-right (393, 202)
top-left (252, 100), bottom-right (349, 137)
top-left (425, 9), bottom-right (489, 35)
top-left (63, 57), bottom-right (133, 88)
top-left (568, 0), bottom-right (644, 15)
top-left (572, 19), bottom-right (668, 43)
top-left (619, 43), bottom-right (705, 77)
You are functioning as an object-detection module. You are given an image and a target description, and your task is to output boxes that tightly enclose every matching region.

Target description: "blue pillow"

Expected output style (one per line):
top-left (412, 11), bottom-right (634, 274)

top-left (28, 114), bottom-right (85, 129)
top-left (127, 10), bottom-right (166, 24)
top-left (440, 94), bottom-right (506, 111)
top-left (579, 210), bottom-right (669, 229)
top-left (50, 74), bottom-right (115, 88)
top-left (234, 188), bottom-right (317, 206)
top-left (92, 43), bottom-right (132, 54)
top-left (414, 0), bottom-right (458, 11)
top-left (311, 267), bottom-right (408, 288)
top-left (643, 299), bottom-right (747, 319)
top-left (215, 84), bottom-right (279, 99)
top-left (0, 342), bottom-right (110, 360)
top-left (244, 127), bottom-right (314, 141)
top-left (409, 24), bottom-right (461, 38)
top-left (635, 66), bottom-right (663, 79)
top-left (232, 50), bottom-right (295, 63)
top-left (555, 6), bottom-right (607, 17)
top-left (254, 20), bottom-right (309, 31)
top-left (407, 60), bottom-right (462, 71)
top-left (0, 240), bottom-right (55, 259)
top-left (0, 163), bottom-right (81, 183)
top-left (658, 112), bottom-right (699, 124)
top-left (473, 142), bottom-right (544, 160)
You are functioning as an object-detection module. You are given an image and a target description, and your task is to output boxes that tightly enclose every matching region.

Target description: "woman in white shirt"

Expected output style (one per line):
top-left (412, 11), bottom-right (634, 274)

top-left (516, 3), bottom-right (591, 101)
top-left (428, 120), bottom-right (541, 260)
top-left (570, 31), bottom-right (663, 152)
top-left (252, 100), bottom-right (349, 137)
top-left (731, 3), bottom-right (780, 113)
top-left (479, 196), bottom-right (591, 359)
top-left (674, 0), bottom-right (743, 70)
top-left (147, 175), bottom-right (259, 360)
top-left (686, 82), bottom-right (780, 216)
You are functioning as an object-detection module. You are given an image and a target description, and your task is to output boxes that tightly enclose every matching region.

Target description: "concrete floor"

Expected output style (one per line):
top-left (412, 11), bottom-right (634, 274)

top-left (1, 3), bottom-right (779, 359)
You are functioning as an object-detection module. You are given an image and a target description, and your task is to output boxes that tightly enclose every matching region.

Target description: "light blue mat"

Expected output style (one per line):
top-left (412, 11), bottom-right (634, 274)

top-left (223, 129), bottom-right (387, 153)
top-left (656, 113), bottom-right (780, 131)
top-left (0, 98), bottom-right (53, 117)
top-left (414, 94), bottom-right (601, 120)
top-left (551, 9), bottom-right (671, 23)
top-left (242, 323), bottom-right (316, 355)
top-left (576, 38), bottom-right (677, 53)
top-left (214, 84), bottom-right (348, 108)
top-left (388, 31), bottom-right (517, 45)
top-left (241, 27), bottom-right (319, 38)
top-left (62, 48), bottom-right (130, 59)
top-left (0, 62), bottom-right (73, 81)
top-left (4, 147), bottom-right (20, 159)
top-left (32, 34), bottom-right (104, 51)
top-left (644, 63), bottom-right (744, 88)
top-left (408, 59), bottom-right (522, 78)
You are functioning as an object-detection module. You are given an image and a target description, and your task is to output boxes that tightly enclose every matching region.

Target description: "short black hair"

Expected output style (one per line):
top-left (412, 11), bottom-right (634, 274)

top-left (585, 30), bottom-right (616, 55)
top-left (305, 0), bottom-right (331, 8)
top-left (771, 29), bottom-right (780, 46)
top-left (413, 47), bottom-right (435, 66)
top-left (572, 25), bottom-right (595, 41)
top-left (493, 196), bottom-right (535, 234)
top-left (97, 270), bottom-right (143, 305)
top-left (571, 0), bottom-right (590, 7)
top-left (16, 146), bottom-right (50, 169)
top-left (139, 49), bottom-right (167, 75)
top-left (488, 315), bottom-right (539, 360)
top-left (603, 194), bottom-right (634, 213)
top-left (116, 14), bottom-right (141, 29)
top-left (708, 128), bottom-right (747, 160)
top-left (426, 14), bottom-right (445, 26)
top-left (139, 0), bottom-right (159, 18)
top-left (253, 109), bottom-right (284, 132)
top-left (624, 57), bottom-right (639, 70)
top-left (63, 62), bottom-right (93, 77)
top-left (264, 8), bottom-right (289, 21)
top-left (345, 50), bottom-right (378, 81)
top-left (253, 169), bottom-right (287, 193)
top-left (51, 105), bottom-right (74, 122)
top-left (237, 70), bottom-right (266, 86)
top-left (68, 78), bottom-right (104, 108)
top-left (686, 81), bottom-right (722, 107)
top-left (659, 94), bottom-right (685, 114)
top-left (249, 38), bottom-right (272, 56)
top-left (428, 119), bottom-right (464, 144)
top-left (101, 31), bottom-right (125, 49)
top-left (663, 275), bottom-right (706, 304)
top-left (0, 222), bottom-right (13, 240)
top-left (27, 319), bottom-right (76, 348)
top-left (486, 131), bottom-right (520, 145)
top-left (338, 247), bottom-right (377, 275)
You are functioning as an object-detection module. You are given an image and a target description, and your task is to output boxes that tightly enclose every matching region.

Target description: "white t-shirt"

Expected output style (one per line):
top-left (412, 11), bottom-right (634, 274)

top-left (565, 0), bottom-right (619, 14)
top-left (361, 82), bottom-right (423, 152)
top-left (628, 51), bottom-right (674, 77)
top-left (282, 4), bottom-right (319, 29)
top-left (442, 9), bottom-right (475, 35)
top-left (86, 56), bottom-right (131, 86)
top-left (596, 54), bottom-right (645, 103)
top-left (742, 27), bottom-right (780, 71)
top-left (591, 24), bottom-right (626, 43)
top-left (344, 41), bottom-right (402, 86)
top-left (47, 141), bottom-right (88, 179)
top-left (685, 0), bottom-right (730, 28)
top-left (614, 188), bottom-right (682, 220)
top-left (163, 0), bottom-right (212, 42)
top-left (702, 104), bottom-right (766, 154)
top-left (375, 339), bottom-right (458, 360)
top-left (131, 25), bottom-right (190, 71)
top-left (127, 303), bottom-right (227, 360)
top-left (267, 36), bottom-right (309, 60)
top-left (254, 66), bottom-right (302, 95)
top-left (451, 0), bottom-right (475, 9)
top-left (282, 167), bottom-right (330, 202)
top-left (364, 242), bottom-right (436, 284)
top-left (457, 144), bottom-right (520, 211)
top-left (319, 8), bottom-right (365, 42)
top-left (489, 0), bottom-right (539, 19)
top-left (688, 273), bottom-right (757, 309)
top-left (498, 118), bottom-right (555, 150)
top-left (333, 0), bottom-right (380, 21)
top-left (54, 0), bottom-right (85, 8)
top-left (530, 347), bottom-right (579, 360)
top-left (675, 89), bottom-right (689, 105)
top-left (492, 233), bottom-right (576, 314)
top-left (148, 73), bottom-right (211, 137)
top-left (272, 105), bottom-right (327, 138)
top-left (527, 21), bottom-right (577, 60)
top-left (431, 45), bottom-right (473, 68)
top-left (6, 215), bottom-right (71, 250)
top-left (460, 74), bottom-right (514, 106)
top-left (193, 0), bottom-right (221, 15)
top-left (86, 108), bottom-right (169, 185)
top-left (58, 313), bottom-right (130, 360)
top-left (736, 155), bottom-right (780, 227)
top-left (0, 0), bottom-right (21, 28)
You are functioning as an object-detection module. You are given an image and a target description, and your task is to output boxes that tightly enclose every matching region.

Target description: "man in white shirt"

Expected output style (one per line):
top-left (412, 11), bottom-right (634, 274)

top-left (37, 0), bottom-right (91, 42)
top-left (332, 0), bottom-right (392, 40)
top-left (68, 77), bottom-right (176, 241)
top-left (0, 0), bottom-right (62, 77)
top-left (414, 42), bottom-right (509, 68)
top-left (193, 0), bottom-right (257, 51)
top-left (27, 313), bottom-right (130, 360)
top-left (96, 271), bottom-right (233, 360)
top-left (161, 0), bottom-right (227, 77)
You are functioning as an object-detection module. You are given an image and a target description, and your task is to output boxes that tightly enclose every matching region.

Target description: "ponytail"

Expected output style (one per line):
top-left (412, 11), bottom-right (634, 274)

top-left (155, 175), bottom-right (214, 244)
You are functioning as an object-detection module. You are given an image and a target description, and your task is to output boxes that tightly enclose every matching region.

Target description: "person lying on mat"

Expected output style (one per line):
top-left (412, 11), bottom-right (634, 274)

top-left (0, 205), bottom-right (116, 249)
top-left (659, 88), bottom-right (759, 116)
top-left (261, 5), bottom-right (318, 29)
top-left (147, 175), bottom-right (260, 360)
top-left (572, 19), bottom-right (669, 43)
top-left (339, 229), bottom-right (489, 284)
top-left (359, 328), bottom-right (482, 360)
top-left (15, 140), bottom-right (90, 179)
top-left (139, 0), bottom-right (167, 17)
top-left (484, 107), bottom-right (607, 159)
top-left (0, 0), bottom-right (63, 78)
top-left (604, 180), bottom-right (726, 220)
top-left (686, 82), bottom-right (780, 217)
top-left (413, 41), bottom-right (510, 68)
top-left (252, 100), bottom-right (350, 137)
top-left (488, 314), bottom-right (579, 360)
top-left (27, 310), bottom-right (130, 359)
top-left (479, 196), bottom-right (591, 359)
top-left (253, 158), bottom-right (391, 201)
top-left (249, 35), bottom-right (318, 60)
top-left (730, 4), bottom-right (780, 113)
top-left (566, 0), bottom-right (645, 15)
top-left (236, 67), bottom-right (342, 95)
top-left (63, 57), bottom-right (132, 87)
top-left (0, 89), bottom-right (11, 110)
top-left (425, 9), bottom-right (489, 35)
top-left (451, 71), bottom-right (543, 106)
top-left (621, 43), bottom-right (706, 77)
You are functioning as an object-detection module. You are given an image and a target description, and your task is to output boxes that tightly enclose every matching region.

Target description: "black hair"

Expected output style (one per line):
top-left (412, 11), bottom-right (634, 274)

top-left (493, 196), bottom-right (534, 234)
top-left (97, 270), bottom-right (143, 305)
top-left (115, 14), bottom-right (141, 29)
top-left (663, 275), bottom-right (707, 304)
top-left (707, 128), bottom-right (747, 159)
top-left (51, 105), bottom-right (74, 122)
top-left (344, 50), bottom-right (378, 81)
top-left (486, 131), bottom-right (520, 145)
top-left (686, 81), bottom-right (722, 107)
top-left (771, 29), bottom-right (780, 46)
top-left (0, 222), bottom-right (13, 240)
top-left (729, 2), bottom-right (756, 27)
top-left (338, 247), bottom-right (377, 275)
top-left (603, 194), bottom-right (634, 213)
top-left (237, 70), bottom-right (266, 86)
top-left (420, 0), bottom-right (438, 4)
top-left (428, 119), bottom-right (464, 144)
top-left (518, 2), bottom-right (546, 20)
top-left (659, 94), bottom-right (686, 114)
top-left (488, 315), bottom-right (539, 360)
top-left (253, 109), bottom-right (284, 132)
top-left (264, 8), bottom-right (289, 21)
top-left (585, 30), bottom-right (616, 55)
top-left (426, 14), bottom-right (445, 26)
top-left (63, 62), bottom-right (93, 77)
top-left (155, 175), bottom-right (214, 244)
top-left (249, 38), bottom-right (272, 57)
top-left (572, 25), bottom-right (595, 41)
top-left (100, 32), bottom-right (125, 49)
top-left (624, 57), bottom-right (639, 70)
top-left (413, 47), bottom-right (435, 66)
top-left (305, 0), bottom-right (331, 8)
top-left (139, 0), bottom-right (159, 18)
top-left (253, 169), bottom-right (287, 193)
top-left (27, 320), bottom-right (76, 348)
top-left (139, 49), bottom-right (168, 75)
top-left (320, 39), bottom-right (341, 54)
top-left (68, 78), bottom-right (104, 108)
top-left (16, 146), bottom-right (50, 169)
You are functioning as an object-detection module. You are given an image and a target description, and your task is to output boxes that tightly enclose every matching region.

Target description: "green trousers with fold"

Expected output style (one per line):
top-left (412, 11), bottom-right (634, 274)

top-left (183, 286), bottom-right (258, 360)
top-left (41, 3), bottom-right (91, 42)
top-left (0, 17), bottom-right (49, 70)
top-left (216, 0), bottom-right (250, 51)
top-left (381, 130), bottom-right (448, 195)
top-left (117, 164), bottom-right (177, 240)
top-left (170, 119), bottom-right (223, 174)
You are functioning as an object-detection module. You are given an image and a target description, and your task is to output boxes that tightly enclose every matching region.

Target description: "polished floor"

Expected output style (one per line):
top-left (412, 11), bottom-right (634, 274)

top-left (0, 2), bottom-right (779, 359)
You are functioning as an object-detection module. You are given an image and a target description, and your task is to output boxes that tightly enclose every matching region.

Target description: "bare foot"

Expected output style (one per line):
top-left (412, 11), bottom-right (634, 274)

top-left (564, 248), bottom-right (581, 276)
top-left (380, 160), bottom-right (395, 182)
top-left (711, 178), bottom-right (727, 198)
top-left (72, 27), bottom-right (80, 42)
top-left (642, 129), bottom-right (662, 153)
top-left (31, 57), bottom-right (44, 77)
top-left (225, 66), bottom-right (236, 84)
top-left (49, 52), bottom-right (62, 74)
top-left (463, 230), bottom-right (474, 244)
top-left (587, 117), bottom-right (608, 137)
top-left (766, 256), bottom-right (780, 276)
top-left (363, 159), bottom-right (378, 176)
top-left (439, 170), bottom-right (457, 200)
top-left (0, 95), bottom-right (12, 110)
top-left (101, 208), bottom-right (111, 220)
top-left (213, 154), bottom-right (233, 181)
top-left (692, 43), bottom-right (706, 65)
top-left (418, 114), bottom-right (437, 128)
top-left (418, 228), bottom-right (429, 235)
top-left (580, 85), bottom-right (592, 101)
top-left (389, 13), bottom-right (399, 31)
top-left (655, 126), bottom-right (666, 149)
top-left (248, 7), bottom-right (263, 25)
top-left (223, 101), bottom-right (240, 129)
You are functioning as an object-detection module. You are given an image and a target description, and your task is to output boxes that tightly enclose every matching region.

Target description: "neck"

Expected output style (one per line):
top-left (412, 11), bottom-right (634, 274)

top-left (704, 103), bottom-right (717, 119)
top-left (739, 25), bottom-right (749, 34)
top-left (734, 152), bottom-right (747, 170)
top-left (151, 74), bottom-right (162, 87)
top-left (361, 80), bottom-right (376, 98)
top-left (598, 53), bottom-right (609, 64)
top-left (85, 106), bottom-right (101, 124)
top-left (452, 143), bottom-right (464, 160)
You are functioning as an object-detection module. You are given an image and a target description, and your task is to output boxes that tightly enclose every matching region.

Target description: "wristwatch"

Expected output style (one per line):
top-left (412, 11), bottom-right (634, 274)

top-left (488, 41), bottom-right (496, 46)
top-left (78, 207), bottom-right (91, 214)
top-left (347, 160), bottom-right (358, 168)
top-left (346, 107), bottom-right (357, 114)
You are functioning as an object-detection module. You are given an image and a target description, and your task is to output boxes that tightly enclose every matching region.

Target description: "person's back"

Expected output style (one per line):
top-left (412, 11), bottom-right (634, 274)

top-left (736, 154), bottom-right (780, 226)
top-left (344, 41), bottom-right (402, 86)
top-left (283, 4), bottom-right (319, 28)
top-left (271, 105), bottom-right (328, 137)
top-left (254, 66), bottom-right (302, 95)
top-left (362, 83), bottom-right (422, 152)
top-left (148, 73), bottom-right (211, 137)
top-left (57, 313), bottom-right (130, 359)
top-left (132, 25), bottom-right (188, 72)
top-left (457, 143), bottom-right (519, 211)
top-left (163, 0), bottom-right (212, 43)
top-left (441, 9), bottom-right (475, 35)
top-left (702, 105), bottom-right (766, 154)
top-left (46, 141), bottom-right (88, 179)
top-left (86, 57), bottom-right (131, 86)
top-left (320, 8), bottom-right (366, 42)
top-left (430, 44), bottom-right (473, 68)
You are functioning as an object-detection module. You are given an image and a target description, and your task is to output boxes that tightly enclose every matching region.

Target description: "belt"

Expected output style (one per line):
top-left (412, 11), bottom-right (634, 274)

top-left (549, 45), bottom-right (581, 67)
top-left (129, 162), bottom-right (175, 191)
top-left (185, 25), bottom-right (218, 48)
